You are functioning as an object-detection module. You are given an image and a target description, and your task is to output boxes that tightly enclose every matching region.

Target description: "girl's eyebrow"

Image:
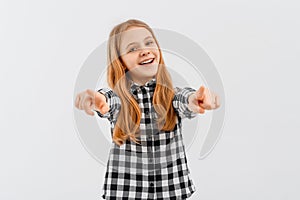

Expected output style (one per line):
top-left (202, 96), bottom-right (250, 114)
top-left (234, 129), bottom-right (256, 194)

top-left (125, 36), bottom-right (154, 49)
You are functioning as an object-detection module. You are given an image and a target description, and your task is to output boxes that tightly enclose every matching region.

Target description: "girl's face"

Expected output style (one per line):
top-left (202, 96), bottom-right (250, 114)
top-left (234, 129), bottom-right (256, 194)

top-left (119, 26), bottom-right (160, 85)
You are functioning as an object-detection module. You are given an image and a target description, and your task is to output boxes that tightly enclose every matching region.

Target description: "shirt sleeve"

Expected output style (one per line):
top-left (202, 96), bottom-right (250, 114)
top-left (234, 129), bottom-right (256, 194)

top-left (95, 88), bottom-right (121, 122)
top-left (172, 87), bottom-right (198, 119)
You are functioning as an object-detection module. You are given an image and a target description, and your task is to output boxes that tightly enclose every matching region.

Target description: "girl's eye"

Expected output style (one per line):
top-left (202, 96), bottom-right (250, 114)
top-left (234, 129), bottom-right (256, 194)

top-left (128, 47), bottom-right (137, 53)
top-left (146, 41), bottom-right (154, 46)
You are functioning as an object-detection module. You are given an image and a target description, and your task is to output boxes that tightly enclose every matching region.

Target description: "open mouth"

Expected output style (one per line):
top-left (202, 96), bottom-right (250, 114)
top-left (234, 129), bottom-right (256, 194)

top-left (139, 58), bottom-right (155, 65)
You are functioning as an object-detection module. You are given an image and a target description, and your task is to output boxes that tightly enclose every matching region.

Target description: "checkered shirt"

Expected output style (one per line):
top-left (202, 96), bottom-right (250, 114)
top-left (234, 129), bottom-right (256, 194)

top-left (96, 78), bottom-right (197, 200)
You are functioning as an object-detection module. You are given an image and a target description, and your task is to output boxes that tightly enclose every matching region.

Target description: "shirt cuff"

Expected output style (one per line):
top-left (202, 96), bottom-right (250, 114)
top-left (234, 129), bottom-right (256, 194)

top-left (96, 88), bottom-right (112, 118)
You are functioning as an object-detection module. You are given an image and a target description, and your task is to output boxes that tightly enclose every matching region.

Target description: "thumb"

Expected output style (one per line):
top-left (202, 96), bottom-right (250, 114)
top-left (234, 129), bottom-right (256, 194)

top-left (195, 86), bottom-right (205, 100)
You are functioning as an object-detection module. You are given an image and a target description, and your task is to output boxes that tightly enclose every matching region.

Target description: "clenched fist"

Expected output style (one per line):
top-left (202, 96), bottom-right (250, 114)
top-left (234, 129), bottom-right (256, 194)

top-left (188, 86), bottom-right (220, 114)
top-left (75, 89), bottom-right (109, 116)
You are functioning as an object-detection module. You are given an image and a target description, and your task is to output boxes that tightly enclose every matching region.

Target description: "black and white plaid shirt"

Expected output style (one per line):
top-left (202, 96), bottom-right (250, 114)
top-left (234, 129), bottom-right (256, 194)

top-left (97, 78), bottom-right (197, 200)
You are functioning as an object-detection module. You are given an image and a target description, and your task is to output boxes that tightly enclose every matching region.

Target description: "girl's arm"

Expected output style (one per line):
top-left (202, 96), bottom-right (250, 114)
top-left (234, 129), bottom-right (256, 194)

top-left (172, 87), bottom-right (198, 119)
top-left (75, 89), bottom-right (109, 116)
top-left (172, 86), bottom-right (220, 119)
top-left (95, 88), bottom-right (121, 122)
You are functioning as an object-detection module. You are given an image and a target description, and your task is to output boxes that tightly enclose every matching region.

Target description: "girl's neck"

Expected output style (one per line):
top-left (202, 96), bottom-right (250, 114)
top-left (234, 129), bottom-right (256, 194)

top-left (129, 76), bottom-right (156, 86)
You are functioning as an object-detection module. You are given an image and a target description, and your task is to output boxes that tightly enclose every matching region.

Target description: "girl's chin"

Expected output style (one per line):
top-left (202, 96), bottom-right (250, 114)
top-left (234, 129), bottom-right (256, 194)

top-left (138, 64), bottom-right (154, 68)
top-left (128, 64), bottom-right (158, 76)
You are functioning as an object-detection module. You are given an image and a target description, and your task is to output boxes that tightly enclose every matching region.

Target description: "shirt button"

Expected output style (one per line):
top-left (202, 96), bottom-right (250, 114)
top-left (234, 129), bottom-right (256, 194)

top-left (145, 110), bottom-right (149, 115)
top-left (149, 158), bottom-right (153, 163)
top-left (150, 182), bottom-right (154, 187)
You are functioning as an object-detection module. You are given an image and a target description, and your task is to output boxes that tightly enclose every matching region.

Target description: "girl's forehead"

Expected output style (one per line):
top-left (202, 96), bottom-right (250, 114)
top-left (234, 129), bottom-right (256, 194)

top-left (120, 27), bottom-right (153, 46)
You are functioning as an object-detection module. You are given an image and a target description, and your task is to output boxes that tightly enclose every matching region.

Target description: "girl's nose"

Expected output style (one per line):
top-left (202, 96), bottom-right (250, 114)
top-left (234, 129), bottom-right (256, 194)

top-left (140, 49), bottom-right (151, 57)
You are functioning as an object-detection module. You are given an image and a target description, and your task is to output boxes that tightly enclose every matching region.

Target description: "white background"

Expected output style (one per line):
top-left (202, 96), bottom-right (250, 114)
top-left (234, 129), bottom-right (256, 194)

top-left (1, 0), bottom-right (299, 199)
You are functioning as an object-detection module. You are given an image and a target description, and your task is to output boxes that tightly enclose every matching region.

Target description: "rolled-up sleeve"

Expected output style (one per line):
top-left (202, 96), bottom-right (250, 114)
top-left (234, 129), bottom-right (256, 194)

top-left (95, 88), bottom-right (121, 122)
top-left (172, 87), bottom-right (197, 119)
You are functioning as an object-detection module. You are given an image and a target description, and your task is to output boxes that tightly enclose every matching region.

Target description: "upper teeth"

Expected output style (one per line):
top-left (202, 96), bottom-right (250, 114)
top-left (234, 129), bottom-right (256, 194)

top-left (140, 59), bottom-right (153, 64)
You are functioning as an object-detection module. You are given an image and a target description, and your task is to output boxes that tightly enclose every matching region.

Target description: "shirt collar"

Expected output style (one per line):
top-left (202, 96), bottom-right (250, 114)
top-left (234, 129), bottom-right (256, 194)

top-left (129, 78), bottom-right (157, 93)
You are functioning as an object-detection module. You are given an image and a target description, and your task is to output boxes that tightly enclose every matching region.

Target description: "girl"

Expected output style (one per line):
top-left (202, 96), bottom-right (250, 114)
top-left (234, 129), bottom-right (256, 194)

top-left (75, 19), bottom-right (220, 200)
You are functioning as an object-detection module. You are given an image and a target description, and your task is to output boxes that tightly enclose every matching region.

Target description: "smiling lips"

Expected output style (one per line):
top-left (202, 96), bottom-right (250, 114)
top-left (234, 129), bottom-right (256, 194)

top-left (139, 58), bottom-right (155, 65)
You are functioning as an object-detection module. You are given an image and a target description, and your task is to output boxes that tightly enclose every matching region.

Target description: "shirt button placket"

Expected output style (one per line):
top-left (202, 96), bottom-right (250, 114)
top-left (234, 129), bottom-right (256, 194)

top-left (147, 136), bottom-right (155, 197)
top-left (145, 110), bottom-right (149, 116)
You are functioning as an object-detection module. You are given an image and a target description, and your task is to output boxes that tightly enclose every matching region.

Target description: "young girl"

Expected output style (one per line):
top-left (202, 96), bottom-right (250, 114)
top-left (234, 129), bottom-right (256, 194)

top-left (75, 19), bottom-right (220, 200)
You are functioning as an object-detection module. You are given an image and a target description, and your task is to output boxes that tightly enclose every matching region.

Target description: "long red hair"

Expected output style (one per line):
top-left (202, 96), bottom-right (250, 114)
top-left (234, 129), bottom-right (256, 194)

top-left (106, 19), bottom-right (177, 146)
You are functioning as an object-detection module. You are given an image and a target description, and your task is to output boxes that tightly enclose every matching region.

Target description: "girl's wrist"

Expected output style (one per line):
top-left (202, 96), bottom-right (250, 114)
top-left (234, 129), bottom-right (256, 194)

top-left (187, 92), bottom-right (196, 113)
